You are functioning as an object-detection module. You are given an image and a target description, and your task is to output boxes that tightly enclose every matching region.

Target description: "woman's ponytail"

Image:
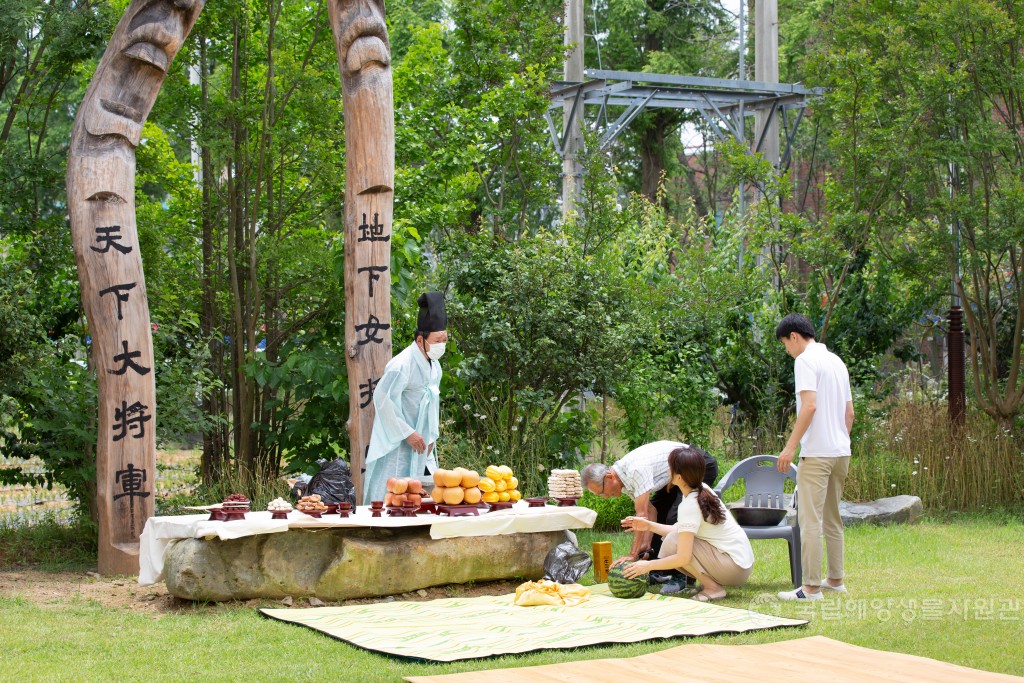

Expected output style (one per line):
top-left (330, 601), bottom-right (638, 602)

top-left (696, 485), bottom-right (725, 525)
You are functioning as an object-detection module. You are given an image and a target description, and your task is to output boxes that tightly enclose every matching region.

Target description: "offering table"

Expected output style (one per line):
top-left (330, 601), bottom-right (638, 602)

top-left (139, 503), bottom-right (596, 602)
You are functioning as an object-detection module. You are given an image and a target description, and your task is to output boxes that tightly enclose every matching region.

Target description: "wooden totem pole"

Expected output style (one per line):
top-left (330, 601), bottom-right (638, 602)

top-left (67, 0), bottom-right (204, 575)
top-left (326, 0), bottom-right (395, 503)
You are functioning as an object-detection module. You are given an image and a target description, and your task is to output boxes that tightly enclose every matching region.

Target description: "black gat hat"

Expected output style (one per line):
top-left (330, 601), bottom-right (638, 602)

top-left (417, 292), bottom-right (447, 334)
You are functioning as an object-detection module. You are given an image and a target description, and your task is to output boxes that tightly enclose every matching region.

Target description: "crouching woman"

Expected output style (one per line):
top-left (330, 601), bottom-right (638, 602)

top-left (622, 445), bottom-right (754, 602)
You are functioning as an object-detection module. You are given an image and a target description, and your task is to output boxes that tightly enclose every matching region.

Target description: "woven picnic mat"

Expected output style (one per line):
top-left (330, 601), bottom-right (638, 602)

top-left (259, 584), bottom-right (804, 662)
top-left (404, 635), bottom-right (1024, 682)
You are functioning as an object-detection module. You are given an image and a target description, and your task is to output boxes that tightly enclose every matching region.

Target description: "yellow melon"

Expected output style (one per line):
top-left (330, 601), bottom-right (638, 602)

top-left (478, 477), bottom-right (496, 493)
top-left (494, 479), bottom-right (507, 493)
top-left (482, 491), bottom-right (499, 503)
top-left (509, 490), bottom-right (522, 502)
top-left (485, 465), bottom-right (502, 480)
top-left (508, 476), bottom-right (519, 490)
top-left (498, 491), bottom-right (511, 502)
top-left (498, 465), bottom-right (513, 480)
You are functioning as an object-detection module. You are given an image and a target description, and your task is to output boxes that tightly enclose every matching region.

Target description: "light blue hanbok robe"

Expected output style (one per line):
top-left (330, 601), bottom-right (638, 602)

top-left (363, 341), bottom-right (442, 502)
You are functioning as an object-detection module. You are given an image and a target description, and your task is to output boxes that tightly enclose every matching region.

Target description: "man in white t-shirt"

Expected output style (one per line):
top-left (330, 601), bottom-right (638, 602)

top-left (775, 313), bottom-right (854, 601)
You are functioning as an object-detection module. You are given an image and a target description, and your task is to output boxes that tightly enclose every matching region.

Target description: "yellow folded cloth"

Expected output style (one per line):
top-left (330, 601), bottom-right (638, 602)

top-left (514, 579), bottom-right (591, 607)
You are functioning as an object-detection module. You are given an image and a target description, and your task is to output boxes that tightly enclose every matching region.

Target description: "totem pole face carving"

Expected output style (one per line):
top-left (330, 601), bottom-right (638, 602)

top-left (328, 0), bottom-right (394, 194)
top-left (84, 0), bottom-right (200, 147)
top-left (337, 0), bottom-right (391, 79)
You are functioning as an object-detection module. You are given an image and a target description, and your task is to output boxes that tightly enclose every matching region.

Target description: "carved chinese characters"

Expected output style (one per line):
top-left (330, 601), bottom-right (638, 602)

top-left (326, 0), bottom-right (395, 502)
top-left (67, 0), bottom-right (204, 575)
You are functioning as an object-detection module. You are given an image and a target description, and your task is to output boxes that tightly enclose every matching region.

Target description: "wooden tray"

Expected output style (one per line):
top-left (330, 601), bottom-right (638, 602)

top-left (486, 501), bottom-right (514, 511)
top-left (435, 504), bottom-right (481, 517)
top-left (554, 497), bottom-right (581, 507)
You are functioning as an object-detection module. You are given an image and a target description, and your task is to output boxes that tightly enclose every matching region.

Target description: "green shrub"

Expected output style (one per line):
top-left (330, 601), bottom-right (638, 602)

top-left (0, 516), bottom-right (97, 570)
top-left (578, 490), bottom-right (636, 531)
top-left (845, 403), bottom-right (1024, 511)
top-left (0, 337), bottom-right (98, 520)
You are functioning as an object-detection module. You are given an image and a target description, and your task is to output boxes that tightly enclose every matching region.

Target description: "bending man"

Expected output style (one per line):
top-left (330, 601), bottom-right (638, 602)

top-left (582, 440), bottom-right (718, 563)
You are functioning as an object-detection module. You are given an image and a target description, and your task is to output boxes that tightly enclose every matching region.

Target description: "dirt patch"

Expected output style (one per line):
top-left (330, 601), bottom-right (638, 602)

top-left (0, 569), bottom-right (525, 614)
top-left (0, 569), bottom-right (178, 613)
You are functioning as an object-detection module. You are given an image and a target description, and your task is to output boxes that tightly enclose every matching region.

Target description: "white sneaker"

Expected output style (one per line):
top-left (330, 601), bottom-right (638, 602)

top-left (822, 582), bottom-right (848, 593)
top-left (777, 588), bottom-right (823, 601)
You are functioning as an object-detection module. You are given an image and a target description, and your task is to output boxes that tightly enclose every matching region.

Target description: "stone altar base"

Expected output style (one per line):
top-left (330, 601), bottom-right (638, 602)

top-left (163, 526), bottom-right (568, 602)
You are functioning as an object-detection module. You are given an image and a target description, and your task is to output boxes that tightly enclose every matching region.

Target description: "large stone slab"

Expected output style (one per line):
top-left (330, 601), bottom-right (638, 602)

top-left (840, 495), bottom-right (923, 526)
top-left (163, 527), bottom-right (568, 602)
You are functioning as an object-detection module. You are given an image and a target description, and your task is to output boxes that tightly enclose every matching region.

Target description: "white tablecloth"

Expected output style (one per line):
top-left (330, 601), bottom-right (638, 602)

top-left (138, 502), bottom-right (596, 586)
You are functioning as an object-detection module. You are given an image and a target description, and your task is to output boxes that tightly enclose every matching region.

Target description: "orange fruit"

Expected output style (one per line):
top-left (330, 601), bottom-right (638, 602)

top-left (463, 487), bottom-right (482, 504)
top-left (443, 487), bottom-right (465, 505)
top-left (433, 469), bottom-right (447, 487)
top-left (431, 486), bottom-right (446, 503)
top-left (442, 469), bottom-right (463, 487)
top-left (461, 470), bottom-right (481, 488)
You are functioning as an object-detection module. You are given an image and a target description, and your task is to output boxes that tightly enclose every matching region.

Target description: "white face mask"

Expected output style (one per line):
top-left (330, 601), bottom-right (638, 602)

top-left (426, 341), bottom-right (446, 361)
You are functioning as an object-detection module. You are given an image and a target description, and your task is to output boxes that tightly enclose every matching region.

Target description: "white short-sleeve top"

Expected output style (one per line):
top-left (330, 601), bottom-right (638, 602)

top-left (675, 484), bottom-right (755, 569)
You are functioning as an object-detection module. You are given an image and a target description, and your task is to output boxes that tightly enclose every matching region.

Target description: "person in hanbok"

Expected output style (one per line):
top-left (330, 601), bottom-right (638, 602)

top-left (363, 292), bottom-right (447, 502)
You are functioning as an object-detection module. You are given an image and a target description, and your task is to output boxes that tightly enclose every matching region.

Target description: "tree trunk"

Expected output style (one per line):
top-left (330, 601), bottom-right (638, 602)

top-left (639, 112), bottom-right (675, 210)
top-left (198, 32), bottom-right (227, 485)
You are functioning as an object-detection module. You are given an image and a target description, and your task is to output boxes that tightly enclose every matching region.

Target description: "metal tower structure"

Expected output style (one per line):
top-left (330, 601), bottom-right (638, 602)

top-left (547, 68), bottom-right (822, 174)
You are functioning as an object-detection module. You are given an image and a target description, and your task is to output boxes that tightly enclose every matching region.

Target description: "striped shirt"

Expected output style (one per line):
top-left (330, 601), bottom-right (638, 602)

top-left (611, 440), bottom-right (684, 499)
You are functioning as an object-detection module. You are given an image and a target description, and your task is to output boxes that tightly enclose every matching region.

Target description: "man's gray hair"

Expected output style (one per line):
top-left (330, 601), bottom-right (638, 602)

top-left (581, 463), bottom-right (611, 491)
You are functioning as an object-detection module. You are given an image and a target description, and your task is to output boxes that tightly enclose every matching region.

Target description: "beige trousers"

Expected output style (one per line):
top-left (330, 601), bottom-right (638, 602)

top-left (796, 455), bottom-right (851, 587)
top-left (660, 533), bottom-right (752, 587)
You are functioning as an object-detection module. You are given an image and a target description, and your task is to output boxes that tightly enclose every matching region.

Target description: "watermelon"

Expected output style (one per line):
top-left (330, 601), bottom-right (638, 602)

top-left (608, 562), bottom-right (648, 598)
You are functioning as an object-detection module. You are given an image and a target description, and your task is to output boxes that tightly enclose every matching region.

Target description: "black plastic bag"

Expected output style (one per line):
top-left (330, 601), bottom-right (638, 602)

top-left (290, 473), bottom-right (312, 499)
top-left (304, 459), bottom-right (357, 505)
top-left (542, 540), bottom-right (592, 583)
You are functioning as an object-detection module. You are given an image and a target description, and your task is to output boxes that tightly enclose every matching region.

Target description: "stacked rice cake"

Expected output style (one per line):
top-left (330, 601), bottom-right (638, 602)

top-left (547, 469), bottom-right (583, 499)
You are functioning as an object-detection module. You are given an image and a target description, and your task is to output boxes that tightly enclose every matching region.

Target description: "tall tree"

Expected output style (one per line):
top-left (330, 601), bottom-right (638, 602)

top-left (393, 0), bottom-right (564, 241)
top-left (814, 0), bottom-right (1024, 427)
top-left (139, 0), bottom-right (351, 482)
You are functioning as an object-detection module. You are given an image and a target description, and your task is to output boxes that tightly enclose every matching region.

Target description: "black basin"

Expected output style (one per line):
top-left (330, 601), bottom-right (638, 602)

top-left (730, 506), bottom-right (788, 527)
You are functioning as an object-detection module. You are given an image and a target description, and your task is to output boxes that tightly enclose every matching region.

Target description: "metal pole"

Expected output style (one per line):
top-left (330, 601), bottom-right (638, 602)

top-left (948, 306), bottom-right (966, 431)
top-left (948, 132), bottom-right (965, 433)
top-left (737, 0), bottom-right (746, 222)
top-left (754, 0), bottom-right (779, 169)
top-left (562, 0), bottom-right (584, 220)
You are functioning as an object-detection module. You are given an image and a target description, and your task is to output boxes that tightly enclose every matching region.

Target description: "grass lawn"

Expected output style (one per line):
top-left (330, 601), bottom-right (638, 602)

top-left (2, 514), bottom-right (1023, 682)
